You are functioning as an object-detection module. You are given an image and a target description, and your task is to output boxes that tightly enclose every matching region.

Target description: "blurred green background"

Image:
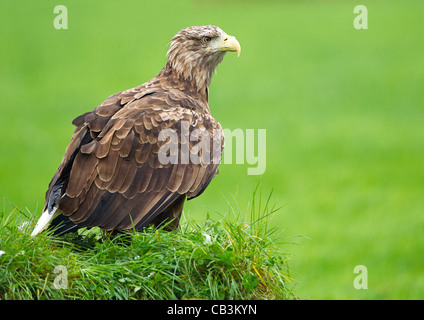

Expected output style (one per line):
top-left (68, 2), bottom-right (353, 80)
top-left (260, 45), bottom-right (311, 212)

top-left (1, 0), bottom-right (423, 299)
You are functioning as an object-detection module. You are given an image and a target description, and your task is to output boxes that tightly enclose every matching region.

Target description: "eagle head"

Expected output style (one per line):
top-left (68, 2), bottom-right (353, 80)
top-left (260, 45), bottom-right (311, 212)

top-left (166, 25), bottom-right (241, 90)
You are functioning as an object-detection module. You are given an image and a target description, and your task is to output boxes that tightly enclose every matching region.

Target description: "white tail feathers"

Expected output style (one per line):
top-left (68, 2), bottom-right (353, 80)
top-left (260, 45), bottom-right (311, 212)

top-left (31, 207), bottom-right (57, 236)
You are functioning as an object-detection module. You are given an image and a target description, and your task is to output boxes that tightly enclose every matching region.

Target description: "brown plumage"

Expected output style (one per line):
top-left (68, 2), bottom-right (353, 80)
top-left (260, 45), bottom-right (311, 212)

top-left (31, 25), bottom-right (241, 236)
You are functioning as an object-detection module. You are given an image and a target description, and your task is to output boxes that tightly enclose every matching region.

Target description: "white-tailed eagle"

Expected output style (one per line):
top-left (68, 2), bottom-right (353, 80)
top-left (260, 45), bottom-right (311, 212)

top-left (31, 25), bottom-right (240, 236)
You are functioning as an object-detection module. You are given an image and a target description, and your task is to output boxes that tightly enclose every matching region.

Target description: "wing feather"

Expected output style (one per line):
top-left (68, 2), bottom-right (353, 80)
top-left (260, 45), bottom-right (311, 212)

top-left (66, 152), bottom-right (98, 198)
top-left (97, 149), bottom-right (120, 182)
top-left (118, 158), bottom-right (138, 193)
top-left (117, 130), bottom-right (135, 157)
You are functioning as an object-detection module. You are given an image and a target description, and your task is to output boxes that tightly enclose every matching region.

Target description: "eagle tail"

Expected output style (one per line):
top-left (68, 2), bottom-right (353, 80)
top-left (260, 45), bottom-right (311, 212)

top-left (31, 207), bottom-right (57, 236)
top-left (31, 208), bottom-right (80, 236)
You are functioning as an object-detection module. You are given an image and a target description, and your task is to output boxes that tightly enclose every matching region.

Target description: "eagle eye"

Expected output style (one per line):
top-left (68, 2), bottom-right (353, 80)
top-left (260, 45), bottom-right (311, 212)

top-left (202, 36), bottom-right (212, 43)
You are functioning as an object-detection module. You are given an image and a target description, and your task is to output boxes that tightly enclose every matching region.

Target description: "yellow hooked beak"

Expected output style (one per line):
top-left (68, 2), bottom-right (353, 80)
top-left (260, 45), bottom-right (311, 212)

top-left (211, 35), bottom-right (241, 57)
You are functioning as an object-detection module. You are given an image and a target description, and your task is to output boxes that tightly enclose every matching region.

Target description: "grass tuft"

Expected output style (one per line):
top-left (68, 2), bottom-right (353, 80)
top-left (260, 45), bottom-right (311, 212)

top-left (0, 192), bottom-right (294, 300)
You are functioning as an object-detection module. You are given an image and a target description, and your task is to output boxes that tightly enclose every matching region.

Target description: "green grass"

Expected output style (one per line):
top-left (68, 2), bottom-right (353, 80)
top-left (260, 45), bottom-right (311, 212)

top-left (1, 0), bottom-right (424, 299)
top-left (0, 188), bottom-right (294, 300)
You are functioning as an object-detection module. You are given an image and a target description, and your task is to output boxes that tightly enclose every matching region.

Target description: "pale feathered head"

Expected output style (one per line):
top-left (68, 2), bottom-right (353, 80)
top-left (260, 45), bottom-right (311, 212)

top-left (166, 25), bottom-right (241, 90)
